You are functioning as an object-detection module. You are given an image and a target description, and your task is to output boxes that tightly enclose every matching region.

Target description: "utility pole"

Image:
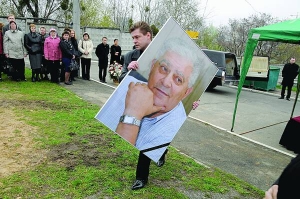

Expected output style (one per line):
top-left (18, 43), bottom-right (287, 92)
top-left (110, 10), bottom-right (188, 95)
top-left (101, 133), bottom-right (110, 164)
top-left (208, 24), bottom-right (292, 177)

top-left (73, 0), bottom-right (81, 36)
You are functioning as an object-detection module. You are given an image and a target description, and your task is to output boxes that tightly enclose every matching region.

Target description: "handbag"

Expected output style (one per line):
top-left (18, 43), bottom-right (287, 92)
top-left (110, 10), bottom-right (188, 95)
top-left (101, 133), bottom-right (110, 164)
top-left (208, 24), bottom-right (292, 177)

top-left (69, 59), bottom-right (79, 71)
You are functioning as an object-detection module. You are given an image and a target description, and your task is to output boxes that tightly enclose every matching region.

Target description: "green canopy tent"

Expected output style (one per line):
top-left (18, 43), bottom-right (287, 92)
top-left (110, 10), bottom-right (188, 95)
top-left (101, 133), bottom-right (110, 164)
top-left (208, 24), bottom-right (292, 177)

top-left (231, 18), bottom-right (300, 131)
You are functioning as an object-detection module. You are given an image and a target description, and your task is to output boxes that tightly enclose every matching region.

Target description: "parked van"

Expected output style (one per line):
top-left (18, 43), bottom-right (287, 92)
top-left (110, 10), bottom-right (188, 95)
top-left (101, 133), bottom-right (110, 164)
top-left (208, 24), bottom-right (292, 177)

top-left (202, 49), bottom-right (240, 89)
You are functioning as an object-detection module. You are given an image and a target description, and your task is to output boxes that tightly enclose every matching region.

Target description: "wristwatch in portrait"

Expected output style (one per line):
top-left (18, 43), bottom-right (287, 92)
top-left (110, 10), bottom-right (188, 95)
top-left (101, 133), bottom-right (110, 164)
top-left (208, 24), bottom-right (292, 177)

top-left (119, 115), bottom-right (141, 127)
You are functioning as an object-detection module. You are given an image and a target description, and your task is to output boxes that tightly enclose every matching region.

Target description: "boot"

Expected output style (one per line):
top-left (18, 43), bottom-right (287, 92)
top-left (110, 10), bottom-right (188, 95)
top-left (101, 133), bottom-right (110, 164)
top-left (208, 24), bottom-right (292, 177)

top-left (36, 73), bottom-right (41, 82)
top-left (32, 71), bottom-right (36, 82)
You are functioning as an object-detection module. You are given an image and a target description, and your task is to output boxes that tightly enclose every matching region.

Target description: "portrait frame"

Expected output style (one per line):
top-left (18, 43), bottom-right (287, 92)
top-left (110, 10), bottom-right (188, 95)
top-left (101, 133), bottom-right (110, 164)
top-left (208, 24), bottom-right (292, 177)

top-left (95, 17), bottom-right (218, 162)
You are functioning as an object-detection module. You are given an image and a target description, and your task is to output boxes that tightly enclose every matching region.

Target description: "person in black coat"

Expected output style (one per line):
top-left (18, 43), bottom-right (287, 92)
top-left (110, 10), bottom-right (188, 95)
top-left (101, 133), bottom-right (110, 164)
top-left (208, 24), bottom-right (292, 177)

top-left (39, 26), bottom-right (49, 80)
top-left (59, 31), bottom-right (76, 85)
top-left (264, 154), bottom-right (300, 199)
top-left (279, 57), bottom-right (299, 101)
top-left (24, 24), bottom-right (43, 82)
top-left (95, 37), bottom-right (109, 83)
top-left (110, 39), bottom-right (121, 64)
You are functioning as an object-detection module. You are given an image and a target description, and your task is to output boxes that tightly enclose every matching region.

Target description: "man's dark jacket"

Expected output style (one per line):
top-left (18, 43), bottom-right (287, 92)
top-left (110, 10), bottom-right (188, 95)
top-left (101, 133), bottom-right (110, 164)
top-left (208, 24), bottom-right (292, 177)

top-left (282, 63), bottom-right (299, 86)
top-left (95, 43), bottom-right (109, 66)
top-left (118, 49), bottom-right (141, 82)
top-left (110, 45), bottom-right (122, 64)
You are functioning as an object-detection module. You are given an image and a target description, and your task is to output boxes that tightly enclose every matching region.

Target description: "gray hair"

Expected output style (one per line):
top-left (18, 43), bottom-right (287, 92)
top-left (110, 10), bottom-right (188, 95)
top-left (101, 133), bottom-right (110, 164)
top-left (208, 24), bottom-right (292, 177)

top-left (154, 38), bottom-right (201, 87)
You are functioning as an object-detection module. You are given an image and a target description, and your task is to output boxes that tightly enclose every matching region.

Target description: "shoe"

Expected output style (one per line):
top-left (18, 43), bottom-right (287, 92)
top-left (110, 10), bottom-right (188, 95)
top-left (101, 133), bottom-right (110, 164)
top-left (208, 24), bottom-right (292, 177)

top-left (286, 98), bottom-right (290, 101)
top-left (32, 77), bottom-right (36, 82)
top-left (131, 179), bottom-right (147, 190)
top-left (278, 97), bottom-right (284, 99)
top-left (64, 81), bottom-right (72, 85)
top-left (157, 149), bottom-right (168, 167)
top-left (157, 157), bottom-right (166, 167)
top-left (0, 78), bottom-right (2, 81)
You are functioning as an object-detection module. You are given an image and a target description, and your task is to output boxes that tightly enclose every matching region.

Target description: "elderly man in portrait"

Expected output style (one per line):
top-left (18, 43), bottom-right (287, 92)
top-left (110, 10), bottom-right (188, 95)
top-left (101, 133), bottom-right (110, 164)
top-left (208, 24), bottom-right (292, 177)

top-left (96, 38), bottom-right (201, 162)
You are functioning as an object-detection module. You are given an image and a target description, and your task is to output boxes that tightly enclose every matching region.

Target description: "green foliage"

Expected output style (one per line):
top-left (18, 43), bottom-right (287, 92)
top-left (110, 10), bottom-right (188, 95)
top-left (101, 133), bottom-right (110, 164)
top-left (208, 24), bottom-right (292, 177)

top-left (271, 43), bottom-right (300, 64)
top-left (196, 25), bottom-right (223, 51)
top-left (150, 24), bottom-right (159, 36)
top-left (128, 18), bottom-right (133, 29)
top-left (98, 15), bottom-right (116, 28)
top-left (79, 0), bottom-right (103, 27)
top-left (61, 0), bottom-right (70, 10)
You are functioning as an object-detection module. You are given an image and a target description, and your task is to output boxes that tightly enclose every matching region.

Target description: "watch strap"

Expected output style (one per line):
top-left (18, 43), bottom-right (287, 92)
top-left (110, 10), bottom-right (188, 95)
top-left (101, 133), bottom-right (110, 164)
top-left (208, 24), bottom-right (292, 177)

top-left (119, 115), bottom-right (141, 127)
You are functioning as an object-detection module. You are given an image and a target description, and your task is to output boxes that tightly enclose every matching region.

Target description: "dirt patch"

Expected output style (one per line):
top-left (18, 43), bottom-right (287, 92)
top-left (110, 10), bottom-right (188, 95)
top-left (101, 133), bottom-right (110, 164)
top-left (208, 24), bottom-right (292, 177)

top-left (0, 108), bottom-right (46, 178)
top-left (48, 133), bottom-right (121, 170)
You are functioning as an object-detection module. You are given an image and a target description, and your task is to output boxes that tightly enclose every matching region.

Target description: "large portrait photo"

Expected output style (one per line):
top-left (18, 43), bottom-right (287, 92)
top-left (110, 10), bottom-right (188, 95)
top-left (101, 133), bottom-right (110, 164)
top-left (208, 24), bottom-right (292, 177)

top-left (95, 17), bottom-right (218, 162)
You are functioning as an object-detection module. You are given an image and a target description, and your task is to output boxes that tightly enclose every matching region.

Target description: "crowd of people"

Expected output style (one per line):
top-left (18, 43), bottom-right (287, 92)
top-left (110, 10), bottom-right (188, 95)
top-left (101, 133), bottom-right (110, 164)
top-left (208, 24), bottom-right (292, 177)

top-left (0, 14), bottom-right (123, 85)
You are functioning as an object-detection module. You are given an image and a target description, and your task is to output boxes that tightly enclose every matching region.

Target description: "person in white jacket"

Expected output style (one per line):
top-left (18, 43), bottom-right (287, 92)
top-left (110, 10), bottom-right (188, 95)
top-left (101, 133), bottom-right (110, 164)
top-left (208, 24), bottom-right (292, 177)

top-left (78, 32), bottom-right (93, 80)
top-left (3, 21), bottom-right (27, 81)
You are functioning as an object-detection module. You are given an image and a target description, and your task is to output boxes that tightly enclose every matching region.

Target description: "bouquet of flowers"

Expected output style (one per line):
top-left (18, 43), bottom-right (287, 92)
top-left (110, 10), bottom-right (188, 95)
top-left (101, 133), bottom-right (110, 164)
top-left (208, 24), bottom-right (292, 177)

top-left (109, 61), bottom-right (122, 83)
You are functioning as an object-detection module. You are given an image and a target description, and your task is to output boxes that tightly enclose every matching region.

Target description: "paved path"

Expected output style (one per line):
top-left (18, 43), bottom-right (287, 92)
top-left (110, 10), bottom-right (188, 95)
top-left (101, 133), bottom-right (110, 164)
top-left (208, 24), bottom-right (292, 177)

top-left (63, 76), bottom-right (296, 191)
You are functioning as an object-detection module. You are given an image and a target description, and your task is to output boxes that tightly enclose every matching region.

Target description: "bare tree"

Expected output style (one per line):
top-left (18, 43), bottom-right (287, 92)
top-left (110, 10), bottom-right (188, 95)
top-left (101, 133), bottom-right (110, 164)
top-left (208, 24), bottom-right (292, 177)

top-left (217, 13), bottom-right (278, 57)
top-left (8, 0), bottom-right (63, 21)
top-left (152, 0), bottom-right (203, 30)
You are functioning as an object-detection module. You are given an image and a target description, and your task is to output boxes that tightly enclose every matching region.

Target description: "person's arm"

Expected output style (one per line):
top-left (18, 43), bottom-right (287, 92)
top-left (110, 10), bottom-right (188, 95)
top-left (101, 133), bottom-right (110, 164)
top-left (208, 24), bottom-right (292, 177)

top-left (88, 41), bottom-right (93, 55)
top-left (119, 50), bottom-right (139, 82)
top-left (3, 32), bottom-right (8, 56)
top-left (115, 82), bottom-right (165, 145)
top-left (106, 44), bottom-right (109, 56)
top-left (44, 39), bottom-right (48, 59)
top-left (21, 32), bottom-right (27, 56)
top-left (282, 64), bottom-right (287, 77)
top-left (78, 40), bottom-right (84, 53)
top-left (24, 34), bottom-right (31, 52)
top-left (111, 45), bottom-right (115, 56)
top-left (95, 45), bottom-right (100, 58)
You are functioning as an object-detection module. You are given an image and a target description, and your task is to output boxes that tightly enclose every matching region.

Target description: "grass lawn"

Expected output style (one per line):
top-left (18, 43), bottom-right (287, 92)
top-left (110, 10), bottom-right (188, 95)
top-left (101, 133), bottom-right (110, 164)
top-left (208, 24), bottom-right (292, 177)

top-left (276, 85), bottom-right (298, 92)
top-left (0, 70), bottom-right (264, 198)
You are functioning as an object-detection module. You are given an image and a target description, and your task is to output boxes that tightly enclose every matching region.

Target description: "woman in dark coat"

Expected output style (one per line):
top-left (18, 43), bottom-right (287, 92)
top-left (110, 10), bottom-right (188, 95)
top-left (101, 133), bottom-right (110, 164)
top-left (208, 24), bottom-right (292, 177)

top-left (59, 31), bottom-right (75, 85)
top-left (25, 24), bottom-right (42, 82)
